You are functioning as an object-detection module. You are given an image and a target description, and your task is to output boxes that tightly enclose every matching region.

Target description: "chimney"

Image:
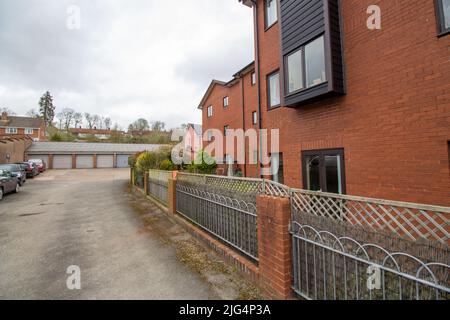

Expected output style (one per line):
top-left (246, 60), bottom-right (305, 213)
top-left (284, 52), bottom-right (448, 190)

top-left (1, 112), bottom-right (8, 121)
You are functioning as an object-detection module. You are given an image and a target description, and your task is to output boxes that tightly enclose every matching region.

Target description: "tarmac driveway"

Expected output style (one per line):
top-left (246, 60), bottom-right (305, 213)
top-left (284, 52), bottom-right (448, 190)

top-left (0, 169), bottom-right (218, 300)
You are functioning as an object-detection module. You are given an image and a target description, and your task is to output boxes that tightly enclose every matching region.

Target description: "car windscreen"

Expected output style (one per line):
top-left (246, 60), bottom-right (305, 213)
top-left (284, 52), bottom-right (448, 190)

top-left (0, 164), bottom-right (18, 171)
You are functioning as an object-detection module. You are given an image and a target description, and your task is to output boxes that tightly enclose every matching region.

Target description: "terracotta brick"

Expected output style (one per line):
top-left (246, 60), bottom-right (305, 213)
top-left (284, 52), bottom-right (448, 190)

top-left (200, 0), bottom-right (450, 207)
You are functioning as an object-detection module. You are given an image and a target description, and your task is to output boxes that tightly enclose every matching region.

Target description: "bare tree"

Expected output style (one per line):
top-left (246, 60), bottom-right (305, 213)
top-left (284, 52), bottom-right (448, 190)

top-left (104, 117), bottom-right (111, 130)
top-left (73, 112), bottom-right (83, 128)
top-left (0, 107), bottom-right (16, 115)
top-left (56, 108), bottom-right (76, 132)
top-left (84, 113), bottom-right (94, 129)
top-left (26, 109), bottom-right (40, 118)
top-left (151, 121), bottom-right (166, 132)
top-left (92, 114), bottom-right (100, 129)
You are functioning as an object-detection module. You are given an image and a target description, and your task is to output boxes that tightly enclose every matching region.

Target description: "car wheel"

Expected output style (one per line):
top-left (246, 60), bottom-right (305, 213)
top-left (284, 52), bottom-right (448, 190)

top-left (14, 183), bottom-right (19, 193)
top-left (0, 188), bottom-right (3, 200)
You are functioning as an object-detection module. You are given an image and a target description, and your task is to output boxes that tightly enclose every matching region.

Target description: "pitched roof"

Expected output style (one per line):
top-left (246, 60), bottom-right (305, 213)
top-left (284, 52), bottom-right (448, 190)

top-left (0, 116), bottom-right (43, 129)
top-left (198, 80), bottom-right (227, 110)
top-left (188, 124), bottom-right (202, 135)
top-left (26, 142), bottom-right (167, 155)
top-left (197, 62), bottom-right (255, 110)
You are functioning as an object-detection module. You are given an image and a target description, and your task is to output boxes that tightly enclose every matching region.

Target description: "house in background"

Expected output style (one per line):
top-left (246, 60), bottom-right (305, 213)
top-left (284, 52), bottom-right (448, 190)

top-left (0, 112), bottom-right (45, 141)
top-left (184, 123), bottom-right (202, 162)
top-left (70, 127), bottom-right (123, 140)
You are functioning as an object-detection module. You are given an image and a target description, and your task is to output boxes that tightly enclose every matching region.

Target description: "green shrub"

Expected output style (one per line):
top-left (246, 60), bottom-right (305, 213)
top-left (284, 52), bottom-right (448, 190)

top-left (159, 159), bottom-right (174, 171)
top-left (188, 150), bottom-right (217, 174)
top-left (50, 132), bottom-right (63, 142)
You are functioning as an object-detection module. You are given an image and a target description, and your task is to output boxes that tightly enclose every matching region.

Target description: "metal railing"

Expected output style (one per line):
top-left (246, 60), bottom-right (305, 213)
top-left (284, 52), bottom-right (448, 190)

top-left (147, 170), bottom-right (171, 205)
top-left (290, 189), bottom-right (450, 300)
top-left (134, 171), bottom-right (144, 189)
top-left (176, 173), bottom-right (260, 261)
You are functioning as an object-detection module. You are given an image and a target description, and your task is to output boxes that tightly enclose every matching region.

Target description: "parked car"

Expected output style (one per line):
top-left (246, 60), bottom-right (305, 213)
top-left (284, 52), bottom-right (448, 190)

top-left (17, 162), bottom-right (38, 178)
top-left (0, 164), bottom-right (26, 186)
top-left (0, 169), bottom-right (19, 200)
top-left (28, 159), bottom-right (46, 173)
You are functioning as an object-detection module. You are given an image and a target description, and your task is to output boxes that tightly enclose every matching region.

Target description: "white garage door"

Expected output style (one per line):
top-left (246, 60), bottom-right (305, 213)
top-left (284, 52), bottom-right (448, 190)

top-left (53, 155), bottom-right (72, 169)
top-left (117, 155), bottom-right (131, 168)
top-left (97, 155), bottom-right (114, 168)
top-left (29, 155), bottom-right (49, 167)
top-left (76, 155), bottom-right (94, 169)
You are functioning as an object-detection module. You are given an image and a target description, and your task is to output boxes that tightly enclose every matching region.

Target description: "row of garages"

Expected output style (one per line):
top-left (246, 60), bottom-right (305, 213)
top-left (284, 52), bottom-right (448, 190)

top-left (26, 142), bottom-right (163, 170)
top-left (28, 154), bottom-right (130, 169)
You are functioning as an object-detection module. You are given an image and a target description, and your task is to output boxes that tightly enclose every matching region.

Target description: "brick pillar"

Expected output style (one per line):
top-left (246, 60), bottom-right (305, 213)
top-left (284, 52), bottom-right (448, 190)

top-left (48, 154), bottom-right (54, 170)
top-left (144, 171), bottom-right (149, 195)
top-left (113, 153), bottom-right (117, 168)
top-left (257, 195), bottom-right (293, 299)
top-left (168, 178), bottom-right (177, 215)
top-left (72, 154), bottom-right (77, 169)
top-left (93, 154), bottom-right (97, 169)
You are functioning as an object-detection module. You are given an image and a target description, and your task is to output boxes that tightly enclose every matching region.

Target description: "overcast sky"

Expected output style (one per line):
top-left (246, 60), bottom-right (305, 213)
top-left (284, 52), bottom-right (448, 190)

top-left (0, 0), bottom-right (254, 130)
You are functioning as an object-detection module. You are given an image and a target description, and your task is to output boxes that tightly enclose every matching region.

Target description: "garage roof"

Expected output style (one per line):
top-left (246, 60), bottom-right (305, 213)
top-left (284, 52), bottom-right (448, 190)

top-left (27, 142), bottom-right (167, 155)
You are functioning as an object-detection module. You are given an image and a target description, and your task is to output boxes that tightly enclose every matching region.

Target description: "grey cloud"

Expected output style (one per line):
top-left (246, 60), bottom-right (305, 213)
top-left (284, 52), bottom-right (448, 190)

top-left (0, 0), bottom-right (254, 129)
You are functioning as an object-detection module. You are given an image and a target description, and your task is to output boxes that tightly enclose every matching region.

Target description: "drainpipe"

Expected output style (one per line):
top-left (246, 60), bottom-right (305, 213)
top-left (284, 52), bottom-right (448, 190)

top-left (251, 0), bottom-right (263, 178)
top-left (240, 74), bottom-right (247, 177)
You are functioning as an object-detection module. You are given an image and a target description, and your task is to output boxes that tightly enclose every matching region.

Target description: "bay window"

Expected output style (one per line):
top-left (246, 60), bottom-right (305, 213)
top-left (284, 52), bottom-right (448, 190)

top-left (285, 36), bottom-right (327, 95)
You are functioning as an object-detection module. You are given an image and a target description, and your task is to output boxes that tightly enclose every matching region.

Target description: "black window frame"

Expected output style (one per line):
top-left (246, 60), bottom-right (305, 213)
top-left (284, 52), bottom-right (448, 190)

top-left (301, 148), bottom-right (346, 194)
top-left (284, 35), bottom-right (327, 97)
top-left (264, 0), bottom-right (278, 31)
top-left (435, 0), bottom-right (450, 36)
top-left (252, 111), bottom-right (258, 125)
top-left (267, 69), bottom-right (281, 110)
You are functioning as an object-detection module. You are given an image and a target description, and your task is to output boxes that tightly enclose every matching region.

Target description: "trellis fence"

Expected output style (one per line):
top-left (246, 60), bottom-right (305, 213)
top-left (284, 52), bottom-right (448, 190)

top-left (132, 169), bottom-right (450, 300)
top-left (290, 189), bottom-right (450, 300)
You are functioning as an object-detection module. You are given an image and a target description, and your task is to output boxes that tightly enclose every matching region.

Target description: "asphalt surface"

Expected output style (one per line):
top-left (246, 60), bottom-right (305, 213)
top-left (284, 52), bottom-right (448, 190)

top-left (0, 169), bottom-right (218, 300)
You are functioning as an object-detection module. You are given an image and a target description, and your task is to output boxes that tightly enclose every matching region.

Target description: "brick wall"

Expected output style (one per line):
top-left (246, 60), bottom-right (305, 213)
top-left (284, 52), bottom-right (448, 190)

top-left (0, 138), bottom-right (33, 164)
top-left (200, 0), bottom-right (450, 207)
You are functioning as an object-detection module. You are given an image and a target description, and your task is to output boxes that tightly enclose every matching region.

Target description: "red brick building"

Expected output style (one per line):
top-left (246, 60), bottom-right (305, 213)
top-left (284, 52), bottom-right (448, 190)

top-left (0, 112), bottom-right (46, 141)
top-left (200, 0), bottom-right (450, 206)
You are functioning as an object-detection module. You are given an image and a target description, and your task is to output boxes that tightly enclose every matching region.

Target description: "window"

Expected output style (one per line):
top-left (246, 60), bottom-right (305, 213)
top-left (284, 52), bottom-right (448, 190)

top-left (252, 150), bottom-right (258, 165)
top-left (267, 71), bottom-right (281, 109)
top-left (302, 149), bottom-right (345, 194)
top-left (207, 105), bottom-right (213, 118)
top-left (225, 154), bottom-right (233, 164)
top-left (223, 96), bottom-right (229, 108)
top-left (436, 0), bottom-right (450, 35)
top-left (265, 0), bottom-right (278, 29)
top-left (206, 130), bottom-right (213, 142)
top-left (271, 153), bottom-right (284, 184)
top-left (285, 36), bottom-right (327, 94)
top-left (252, 111), bottom-right (258, 125)
top-left (287, 49), bottom-right (303, 93)
top-left (251, 72), bottom-right (256, 86)
top-left (6, 128), bottom-right (17, 134)
top-left (25, 128), bottom-right (33, 135)
top-left (305, 36), bottom-right (327, 88)
top-left (224, 125), bottom-right (230, 136)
